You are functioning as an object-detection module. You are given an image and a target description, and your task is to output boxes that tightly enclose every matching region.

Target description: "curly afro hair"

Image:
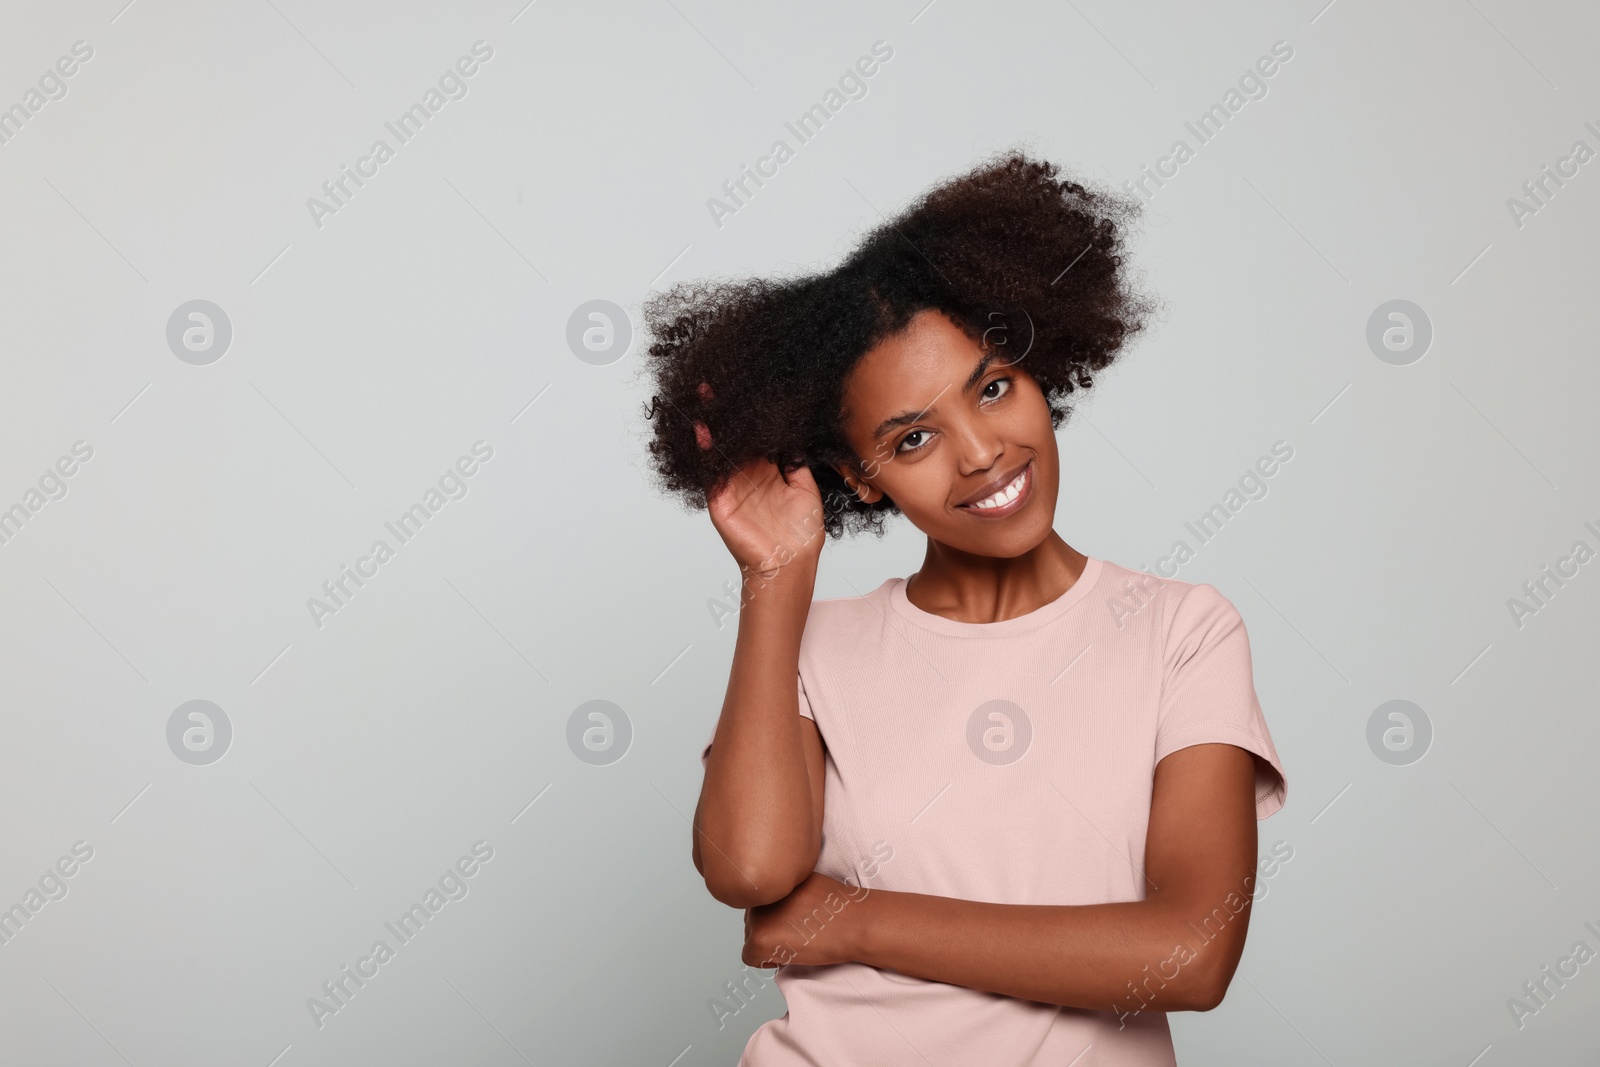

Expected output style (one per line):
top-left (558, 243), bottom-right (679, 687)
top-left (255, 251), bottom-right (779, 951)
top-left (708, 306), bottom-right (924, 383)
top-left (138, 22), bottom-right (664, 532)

top-left (636, 147), bottom-right (1162, 540)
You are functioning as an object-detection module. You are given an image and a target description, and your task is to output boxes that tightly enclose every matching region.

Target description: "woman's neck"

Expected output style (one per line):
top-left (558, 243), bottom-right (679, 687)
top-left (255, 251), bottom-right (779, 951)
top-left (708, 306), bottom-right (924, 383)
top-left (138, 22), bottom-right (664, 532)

top-left (905, 531), bottom-right (1089, 625)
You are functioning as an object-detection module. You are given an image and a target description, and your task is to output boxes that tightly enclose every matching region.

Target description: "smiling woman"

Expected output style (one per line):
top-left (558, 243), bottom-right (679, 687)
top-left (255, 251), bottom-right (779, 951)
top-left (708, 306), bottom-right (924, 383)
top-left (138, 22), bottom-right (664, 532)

top-left (635, 148), bottom-right (1288, 1066)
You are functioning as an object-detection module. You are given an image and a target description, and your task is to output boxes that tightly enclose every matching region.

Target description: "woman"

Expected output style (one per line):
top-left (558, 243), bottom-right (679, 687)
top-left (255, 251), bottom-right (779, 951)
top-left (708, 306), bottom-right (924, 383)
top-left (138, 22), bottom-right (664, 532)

top-left (639, 149), bottom-right (1288, 1065)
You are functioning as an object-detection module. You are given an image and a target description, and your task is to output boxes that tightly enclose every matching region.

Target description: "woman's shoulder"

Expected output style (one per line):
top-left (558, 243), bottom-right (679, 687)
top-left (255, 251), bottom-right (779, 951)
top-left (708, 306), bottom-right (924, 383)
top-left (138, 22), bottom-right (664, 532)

top-left (806, 577), bottom-right (899, 623)
top-left (792, 577), bottom-right (903, 655)
top-left (1094, 557), bottom-right (1245, 637)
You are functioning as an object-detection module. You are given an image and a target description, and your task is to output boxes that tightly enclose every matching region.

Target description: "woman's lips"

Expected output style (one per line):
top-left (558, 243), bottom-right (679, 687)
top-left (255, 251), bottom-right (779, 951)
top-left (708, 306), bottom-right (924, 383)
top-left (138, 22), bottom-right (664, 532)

top-left (957, 459), bottom-right (1033, 517)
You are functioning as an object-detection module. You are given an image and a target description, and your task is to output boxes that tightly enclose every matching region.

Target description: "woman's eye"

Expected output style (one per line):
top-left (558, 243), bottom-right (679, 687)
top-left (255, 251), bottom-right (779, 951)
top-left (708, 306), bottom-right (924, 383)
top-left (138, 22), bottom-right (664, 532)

top-left (981, 376), bottom-right (1014, 404)
top-left (896, 430), bottom-right (929, 454)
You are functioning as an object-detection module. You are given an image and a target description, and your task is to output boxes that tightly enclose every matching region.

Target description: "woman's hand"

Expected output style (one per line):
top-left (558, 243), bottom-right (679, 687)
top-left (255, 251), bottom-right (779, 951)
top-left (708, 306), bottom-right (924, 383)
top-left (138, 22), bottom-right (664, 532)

top-left (705, 450), bottom-right (826, 579)
top-left (742, 872), bottom-right (870, 968)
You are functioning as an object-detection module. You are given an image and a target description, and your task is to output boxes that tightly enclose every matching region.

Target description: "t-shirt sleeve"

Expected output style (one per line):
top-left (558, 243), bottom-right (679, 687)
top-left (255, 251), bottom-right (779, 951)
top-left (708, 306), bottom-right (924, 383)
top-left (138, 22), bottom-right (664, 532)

top-left (699, 674), bottom-right (815, 768)
top-left (1154, 583), bottom-right (1287, 818)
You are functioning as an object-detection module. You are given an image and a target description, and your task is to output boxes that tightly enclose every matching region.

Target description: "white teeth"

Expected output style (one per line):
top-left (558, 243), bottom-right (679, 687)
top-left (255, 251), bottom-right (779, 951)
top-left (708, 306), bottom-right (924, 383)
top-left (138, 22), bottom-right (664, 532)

top-left (969, 467), bottom-right (1027, 509)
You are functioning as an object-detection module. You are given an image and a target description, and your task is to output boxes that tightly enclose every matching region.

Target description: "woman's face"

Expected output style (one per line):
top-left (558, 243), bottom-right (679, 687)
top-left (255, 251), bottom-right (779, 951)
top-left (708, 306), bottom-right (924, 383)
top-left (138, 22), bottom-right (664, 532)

top-left (834, 308), bottom-right (1060, 558)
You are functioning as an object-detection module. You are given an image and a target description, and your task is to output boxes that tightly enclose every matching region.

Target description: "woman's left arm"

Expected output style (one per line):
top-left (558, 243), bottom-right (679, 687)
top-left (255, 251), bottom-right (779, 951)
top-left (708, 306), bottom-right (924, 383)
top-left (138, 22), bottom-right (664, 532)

top-left (743, 742), bottom-right (1260, 1016)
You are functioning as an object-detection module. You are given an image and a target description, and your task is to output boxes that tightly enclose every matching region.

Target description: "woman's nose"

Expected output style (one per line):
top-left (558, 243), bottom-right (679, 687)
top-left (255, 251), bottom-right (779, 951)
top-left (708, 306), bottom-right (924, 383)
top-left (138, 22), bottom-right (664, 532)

top-left (951, 419), bottom-right (1004, 474)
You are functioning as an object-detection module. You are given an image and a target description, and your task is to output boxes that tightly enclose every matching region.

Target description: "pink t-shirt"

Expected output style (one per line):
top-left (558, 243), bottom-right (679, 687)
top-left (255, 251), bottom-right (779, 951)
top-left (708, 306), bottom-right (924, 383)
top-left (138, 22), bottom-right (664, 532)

top-left (700, 556), bottom-right (1288, 1066)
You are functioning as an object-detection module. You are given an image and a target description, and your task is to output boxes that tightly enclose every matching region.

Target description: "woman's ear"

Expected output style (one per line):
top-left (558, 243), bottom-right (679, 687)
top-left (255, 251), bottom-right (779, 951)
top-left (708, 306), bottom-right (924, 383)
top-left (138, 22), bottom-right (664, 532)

top-left (835, 463), bottom-right (883, 504)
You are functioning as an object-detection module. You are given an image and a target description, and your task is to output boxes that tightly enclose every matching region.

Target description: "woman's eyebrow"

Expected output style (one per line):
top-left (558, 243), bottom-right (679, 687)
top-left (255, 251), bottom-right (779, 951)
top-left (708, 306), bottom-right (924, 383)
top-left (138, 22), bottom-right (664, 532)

top-left (870, 350), bottom-right (1000, 440)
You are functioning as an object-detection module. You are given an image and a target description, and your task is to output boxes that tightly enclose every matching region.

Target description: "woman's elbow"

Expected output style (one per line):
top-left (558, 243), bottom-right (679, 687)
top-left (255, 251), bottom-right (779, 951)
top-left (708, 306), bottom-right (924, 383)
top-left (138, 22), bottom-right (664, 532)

top-left (702, 863), bottom-right (805, 909)
top-left (693, 831), bottom-right (817, 908)
top-left (1173, 957), bottom-right (1239, 1012)
top-left (1179, 979), bottom-right (1228, 1013)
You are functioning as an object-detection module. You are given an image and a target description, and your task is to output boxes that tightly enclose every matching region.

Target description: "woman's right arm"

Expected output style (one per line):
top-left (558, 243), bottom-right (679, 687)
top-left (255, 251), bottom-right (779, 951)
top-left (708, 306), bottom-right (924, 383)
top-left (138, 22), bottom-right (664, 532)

top-left (690, 454), bottom-right (829, 908)
top-left (693, 560), bottom-right (825, 908)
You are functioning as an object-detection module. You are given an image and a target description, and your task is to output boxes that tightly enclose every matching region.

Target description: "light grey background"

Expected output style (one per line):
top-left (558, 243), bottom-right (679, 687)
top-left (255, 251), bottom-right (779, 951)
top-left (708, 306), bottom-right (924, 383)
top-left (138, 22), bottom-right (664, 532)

top-left (0, 0), bottom-right (1595, 1064)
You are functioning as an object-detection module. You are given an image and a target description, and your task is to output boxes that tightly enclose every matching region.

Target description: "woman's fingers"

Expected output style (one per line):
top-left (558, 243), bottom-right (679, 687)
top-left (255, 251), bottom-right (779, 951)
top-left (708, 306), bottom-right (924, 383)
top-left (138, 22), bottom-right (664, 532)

top-left (695, 381), bottom-right (715, 449)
